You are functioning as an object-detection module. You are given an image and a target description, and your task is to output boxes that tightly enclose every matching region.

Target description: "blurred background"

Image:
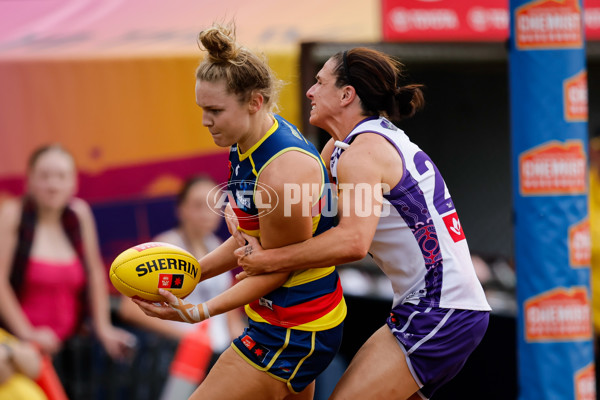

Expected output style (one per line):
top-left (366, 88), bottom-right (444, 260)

top-left (1, 0), bottom-right (599, 399)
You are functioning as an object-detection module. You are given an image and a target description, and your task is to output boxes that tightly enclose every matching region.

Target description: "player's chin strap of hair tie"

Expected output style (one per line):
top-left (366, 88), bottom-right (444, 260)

top-left (169, 297), bottom-right (211, 324)
top-left (334, 140), bottom-right (350, 150)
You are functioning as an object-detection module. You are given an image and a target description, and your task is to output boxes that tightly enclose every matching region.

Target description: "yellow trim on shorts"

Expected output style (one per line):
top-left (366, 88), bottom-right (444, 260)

top-left (231, 328), bottom-right (290, 373)
top-left (286, 331), bottom-right (316, 394)
top-left (230, 328), bottom-right (315, 395)
top-left (265, 328), bottom-right (290, 370)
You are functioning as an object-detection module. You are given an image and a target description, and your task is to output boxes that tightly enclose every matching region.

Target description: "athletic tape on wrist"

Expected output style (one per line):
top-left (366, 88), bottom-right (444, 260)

top-left (202, 303), bottom-right (211, 319)
top-left (170, 298), bottom-right (204, 323)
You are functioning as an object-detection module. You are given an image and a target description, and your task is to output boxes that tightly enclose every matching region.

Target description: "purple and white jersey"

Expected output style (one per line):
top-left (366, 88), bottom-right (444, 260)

top-left (331, 117), bottom-right (491, 311)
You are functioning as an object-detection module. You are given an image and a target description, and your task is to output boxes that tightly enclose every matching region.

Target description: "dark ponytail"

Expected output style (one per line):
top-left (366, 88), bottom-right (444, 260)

top-left (392, 84), bottom-right (425, 121)
top-left (334, 48), bottom-right (425, 121)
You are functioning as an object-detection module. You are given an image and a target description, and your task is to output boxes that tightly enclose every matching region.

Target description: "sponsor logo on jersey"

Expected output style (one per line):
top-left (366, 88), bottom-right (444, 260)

top-left (380, 119), bottom-right (397, 131)
top-left (524, 287), bottom-right (591, 341)
top-left (569, 218), bottom-right (591, 268)
top-left (442, 212), bottom-right (466, 242)
top-left (564, 70), bottom-right (588, 122)
top-left (515, 0), bottom-right (583, 50)
top-left (236, 190), bottom-right (251, 209)
top-left (259, 297), bottom-right (274, 310)
top-left (158, 274), bottom-right (184, 289)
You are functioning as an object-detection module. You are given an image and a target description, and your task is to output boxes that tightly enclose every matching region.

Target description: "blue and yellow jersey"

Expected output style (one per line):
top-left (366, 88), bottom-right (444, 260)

top-left (228, 114), bottom-right (346, 331)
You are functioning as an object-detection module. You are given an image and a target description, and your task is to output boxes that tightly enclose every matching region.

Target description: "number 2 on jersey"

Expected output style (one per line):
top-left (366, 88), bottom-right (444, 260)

top-left (413, 151), bottom-right (455, 216)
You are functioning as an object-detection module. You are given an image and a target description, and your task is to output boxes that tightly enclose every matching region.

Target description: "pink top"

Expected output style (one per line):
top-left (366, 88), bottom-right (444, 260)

top-left (20, 257), bottom-right (87, 341)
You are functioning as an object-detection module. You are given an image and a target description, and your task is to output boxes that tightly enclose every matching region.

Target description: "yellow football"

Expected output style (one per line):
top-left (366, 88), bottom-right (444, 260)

top-left (109, 242), bottom-right (201, 302)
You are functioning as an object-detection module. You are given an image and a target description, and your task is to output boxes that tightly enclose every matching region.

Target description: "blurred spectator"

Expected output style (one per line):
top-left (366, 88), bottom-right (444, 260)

top-left (0, 328), bottom-right (47, 400)
top-left (117, 175), bottom-right (245, 400)
top-left (0, 144), bottom-right (136, 397)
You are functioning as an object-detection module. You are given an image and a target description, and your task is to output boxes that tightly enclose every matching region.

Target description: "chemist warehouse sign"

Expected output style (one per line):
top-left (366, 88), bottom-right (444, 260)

top-left (381, 0), bottom-right (600, 41)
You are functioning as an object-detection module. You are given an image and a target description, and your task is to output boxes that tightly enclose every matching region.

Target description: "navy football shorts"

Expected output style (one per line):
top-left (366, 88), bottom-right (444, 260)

top-left (232, 319), bottom-right (344, 393)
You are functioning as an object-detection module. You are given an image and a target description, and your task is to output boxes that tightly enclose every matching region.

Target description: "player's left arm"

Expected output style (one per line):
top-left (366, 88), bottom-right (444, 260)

top-left (135, 150), bottom-right (320, 323)
top-left (196, 236), bottom-right (245, 281)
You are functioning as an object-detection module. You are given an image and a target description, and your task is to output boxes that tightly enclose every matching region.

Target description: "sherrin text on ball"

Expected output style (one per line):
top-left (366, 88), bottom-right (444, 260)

top-left (109, 242), bottom-right (201, 302)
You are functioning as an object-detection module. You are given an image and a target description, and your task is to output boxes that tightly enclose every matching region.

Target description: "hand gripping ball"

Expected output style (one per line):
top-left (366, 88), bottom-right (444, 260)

top-left (110, 242), bottom-right (201, 302)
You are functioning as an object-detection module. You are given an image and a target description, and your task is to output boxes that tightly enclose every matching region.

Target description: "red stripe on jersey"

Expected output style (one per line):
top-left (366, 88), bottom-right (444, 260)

top-left (233, 207), bottom-right (260, 231)
top-left (228, 194), bottom-right (260, 231)
top-left (248, 278), bottom-right (343, 328)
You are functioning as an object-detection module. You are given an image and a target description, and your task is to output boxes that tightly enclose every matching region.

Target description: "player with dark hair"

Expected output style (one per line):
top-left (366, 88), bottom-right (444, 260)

top-left (235, 47), bottom-right (491, 400)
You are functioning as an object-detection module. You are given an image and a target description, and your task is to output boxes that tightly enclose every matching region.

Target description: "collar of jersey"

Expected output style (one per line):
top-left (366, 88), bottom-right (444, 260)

top-left (344, 116), bottom-right (381, 144)
top-left (237, 116), bottom-right (278, 161)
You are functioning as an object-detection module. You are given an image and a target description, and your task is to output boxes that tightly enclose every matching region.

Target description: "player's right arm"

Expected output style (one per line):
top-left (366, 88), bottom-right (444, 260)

top-left (235, 133), bottom-right (402, 276)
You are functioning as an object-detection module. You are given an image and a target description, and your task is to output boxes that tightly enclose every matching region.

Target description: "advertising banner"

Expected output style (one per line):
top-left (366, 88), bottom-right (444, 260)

top-left (382, 0), bottom-right (600, 41)
top-left (509, 0), bottom-right (594, 398)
